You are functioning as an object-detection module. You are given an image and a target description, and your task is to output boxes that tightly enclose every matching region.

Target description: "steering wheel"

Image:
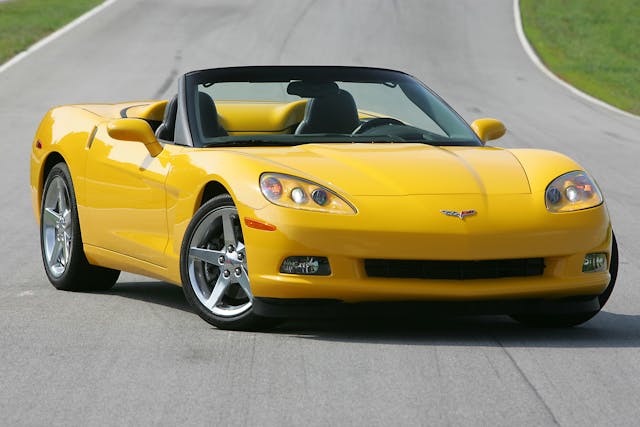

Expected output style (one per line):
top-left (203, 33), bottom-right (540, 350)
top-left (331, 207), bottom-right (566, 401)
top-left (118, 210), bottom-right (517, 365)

top-left (352, 117), bottom-right (406, 134)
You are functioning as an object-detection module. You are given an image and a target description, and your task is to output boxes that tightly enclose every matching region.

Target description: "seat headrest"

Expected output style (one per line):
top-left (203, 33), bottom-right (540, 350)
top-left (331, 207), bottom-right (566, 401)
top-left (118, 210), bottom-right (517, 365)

top-left (295, 89), bottom-right (360, 134)
top-left (198, 92), bottom-right (228, 139)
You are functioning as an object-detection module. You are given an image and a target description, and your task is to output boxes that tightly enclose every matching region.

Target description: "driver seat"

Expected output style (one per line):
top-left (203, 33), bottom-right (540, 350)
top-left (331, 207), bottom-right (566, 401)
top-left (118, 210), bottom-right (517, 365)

top-left (295, 90), bottom-right (360, 134)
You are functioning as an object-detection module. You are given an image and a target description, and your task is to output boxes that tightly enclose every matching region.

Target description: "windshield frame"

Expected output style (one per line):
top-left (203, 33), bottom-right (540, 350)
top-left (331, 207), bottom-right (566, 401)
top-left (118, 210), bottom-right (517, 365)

top-left (182, 66), bottom-right (482, 148)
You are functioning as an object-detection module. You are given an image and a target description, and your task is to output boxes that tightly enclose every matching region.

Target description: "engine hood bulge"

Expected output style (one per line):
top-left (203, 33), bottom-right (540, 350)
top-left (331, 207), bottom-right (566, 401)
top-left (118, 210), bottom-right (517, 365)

top-left (236, 143), bottom-right (531, 196)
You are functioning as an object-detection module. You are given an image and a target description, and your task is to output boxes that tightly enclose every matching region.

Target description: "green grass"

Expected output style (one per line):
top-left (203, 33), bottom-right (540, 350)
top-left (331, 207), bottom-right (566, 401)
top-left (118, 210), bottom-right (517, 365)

top-left (520, 0), bottom-right (640, 115)
top-left (0, 0), bottom-right (102, 65)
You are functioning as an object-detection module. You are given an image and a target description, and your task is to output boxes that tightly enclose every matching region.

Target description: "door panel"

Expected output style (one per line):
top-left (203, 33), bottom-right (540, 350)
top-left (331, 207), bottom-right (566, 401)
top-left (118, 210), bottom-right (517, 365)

top-left (83, 127), bottom-right (170, 267)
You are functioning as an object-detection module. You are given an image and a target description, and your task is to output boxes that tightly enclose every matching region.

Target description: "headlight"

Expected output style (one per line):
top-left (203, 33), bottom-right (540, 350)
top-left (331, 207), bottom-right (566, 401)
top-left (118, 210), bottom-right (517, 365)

top-left (545, 171), bottom-right (603, 213)
top-left (260, 173), bottom-right (356, 214)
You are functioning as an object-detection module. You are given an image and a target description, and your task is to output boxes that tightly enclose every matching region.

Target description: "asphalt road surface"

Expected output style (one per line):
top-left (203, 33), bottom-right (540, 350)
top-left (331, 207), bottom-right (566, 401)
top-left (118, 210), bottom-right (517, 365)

top-left (1, 1), bottom-right (639, 425)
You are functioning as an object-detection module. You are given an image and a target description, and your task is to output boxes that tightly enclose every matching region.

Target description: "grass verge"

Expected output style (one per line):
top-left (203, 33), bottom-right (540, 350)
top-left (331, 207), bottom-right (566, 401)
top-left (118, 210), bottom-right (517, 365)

top-left (520, 0), bottom-right (639, 115)
top-left (0, 0), bottom-right (103, 65)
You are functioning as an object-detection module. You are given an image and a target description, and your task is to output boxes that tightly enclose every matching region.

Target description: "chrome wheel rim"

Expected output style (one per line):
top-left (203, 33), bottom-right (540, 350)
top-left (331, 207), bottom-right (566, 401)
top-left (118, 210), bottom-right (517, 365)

top-left (187, 206), bottom-right (252, 317)
top-left (42, 176), bottom-right (73, 278)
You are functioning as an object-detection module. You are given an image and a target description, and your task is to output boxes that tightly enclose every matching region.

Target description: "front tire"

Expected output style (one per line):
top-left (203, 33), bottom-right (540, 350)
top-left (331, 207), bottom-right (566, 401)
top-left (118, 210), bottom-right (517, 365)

top-left (511, 233), bottom-right (619, 327)
top-left (180, 194), bottom-right (277, 330)
top-left (40, 163), bottom-right (120, 291)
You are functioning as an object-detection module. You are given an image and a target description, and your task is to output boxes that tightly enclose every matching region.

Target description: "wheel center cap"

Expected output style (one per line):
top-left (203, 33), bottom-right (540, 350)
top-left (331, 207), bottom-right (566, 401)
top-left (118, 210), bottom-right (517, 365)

top-left (225, 253), bottom-right (237, 267)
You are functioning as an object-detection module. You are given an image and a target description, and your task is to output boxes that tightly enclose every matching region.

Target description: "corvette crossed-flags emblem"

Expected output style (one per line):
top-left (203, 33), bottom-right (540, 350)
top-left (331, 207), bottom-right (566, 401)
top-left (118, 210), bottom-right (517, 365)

top-left (440, 209), bottom-right (477, 220)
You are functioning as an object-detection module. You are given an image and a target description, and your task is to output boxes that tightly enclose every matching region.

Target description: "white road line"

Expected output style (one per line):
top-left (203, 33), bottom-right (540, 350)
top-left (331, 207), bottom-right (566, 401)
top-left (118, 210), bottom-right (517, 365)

top-left (17, 291), bottom-right (35, 297)
top-left (0, 0), bottom-right (119, 75)
top-left (513, 0), bottom-right (639, 121)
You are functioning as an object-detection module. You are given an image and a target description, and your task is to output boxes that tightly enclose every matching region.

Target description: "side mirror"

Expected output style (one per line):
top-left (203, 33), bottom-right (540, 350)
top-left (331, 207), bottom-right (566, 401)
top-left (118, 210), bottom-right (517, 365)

top-left (107, 118), bottom-right (163, 157)
top-left (470, 118), bottom-right (506, 144)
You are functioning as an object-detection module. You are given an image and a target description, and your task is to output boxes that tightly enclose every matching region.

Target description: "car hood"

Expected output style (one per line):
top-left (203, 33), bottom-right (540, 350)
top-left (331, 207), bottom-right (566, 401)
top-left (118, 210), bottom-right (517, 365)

top-left (237, 143), bottom-right (531, 196)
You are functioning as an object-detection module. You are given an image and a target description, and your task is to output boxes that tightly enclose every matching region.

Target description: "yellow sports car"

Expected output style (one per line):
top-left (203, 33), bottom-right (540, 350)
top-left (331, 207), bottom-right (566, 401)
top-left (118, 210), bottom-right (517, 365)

top-left (30, 66), bottom-right (617, 330)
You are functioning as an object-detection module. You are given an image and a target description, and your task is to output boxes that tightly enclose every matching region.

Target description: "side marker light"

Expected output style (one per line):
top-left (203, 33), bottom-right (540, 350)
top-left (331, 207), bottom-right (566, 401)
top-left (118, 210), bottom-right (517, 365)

top-left (244, 218), bottom-right (277, 231)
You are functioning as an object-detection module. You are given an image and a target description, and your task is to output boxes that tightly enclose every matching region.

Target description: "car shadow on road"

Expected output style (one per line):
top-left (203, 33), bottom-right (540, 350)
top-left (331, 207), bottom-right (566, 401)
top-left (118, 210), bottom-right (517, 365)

top-left (273, 311), bottom-right (640, 348)
top-left (107, 281), bottom-right (194, 313)
top-left (108, 280), bottom-right (640, 348)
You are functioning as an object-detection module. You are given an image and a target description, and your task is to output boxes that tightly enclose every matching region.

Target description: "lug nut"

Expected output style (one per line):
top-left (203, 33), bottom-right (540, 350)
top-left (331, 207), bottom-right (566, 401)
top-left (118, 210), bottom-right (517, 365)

top-left (237, 253), bottom-right (244, 261)
top-left (227, 245), bottom-right (234, 253)
top-left (218, 255), bottom-right (225, 264)
top-left (223, 270), bottom-right (231, 278)
top-left (234, 267), bottom-right (242, 276)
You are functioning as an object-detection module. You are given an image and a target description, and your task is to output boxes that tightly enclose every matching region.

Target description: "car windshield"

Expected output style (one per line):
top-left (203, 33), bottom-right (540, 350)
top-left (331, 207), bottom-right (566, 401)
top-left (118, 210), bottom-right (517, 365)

top-left (183, 67), bottom-right (480, 147)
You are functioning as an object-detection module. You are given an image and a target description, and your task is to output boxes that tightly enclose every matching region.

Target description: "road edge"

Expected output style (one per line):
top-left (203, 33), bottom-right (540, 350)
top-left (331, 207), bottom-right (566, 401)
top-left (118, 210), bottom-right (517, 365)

top-left (0, 0), bottom-right (119, 75)
top-left (513, 0), bottom-right (640, 122)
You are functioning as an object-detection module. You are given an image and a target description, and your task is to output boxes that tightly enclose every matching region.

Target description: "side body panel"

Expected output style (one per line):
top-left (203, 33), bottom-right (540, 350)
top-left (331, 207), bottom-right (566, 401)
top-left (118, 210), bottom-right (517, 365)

top-left (31, 102), bottom-right (177, 282)
top-left (83, 125), bottom-right (171, 267)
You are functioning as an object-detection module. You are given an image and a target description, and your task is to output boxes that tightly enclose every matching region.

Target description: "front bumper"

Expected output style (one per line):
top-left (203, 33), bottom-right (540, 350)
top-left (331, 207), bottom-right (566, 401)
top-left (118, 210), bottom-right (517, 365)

top-left (241, 194), bottom-right (612, 303)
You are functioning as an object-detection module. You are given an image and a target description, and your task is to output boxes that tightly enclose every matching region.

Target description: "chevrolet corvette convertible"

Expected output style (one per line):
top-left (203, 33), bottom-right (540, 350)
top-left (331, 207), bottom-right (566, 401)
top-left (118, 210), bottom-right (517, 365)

top-left (30, 66), bottom-right (617, 330)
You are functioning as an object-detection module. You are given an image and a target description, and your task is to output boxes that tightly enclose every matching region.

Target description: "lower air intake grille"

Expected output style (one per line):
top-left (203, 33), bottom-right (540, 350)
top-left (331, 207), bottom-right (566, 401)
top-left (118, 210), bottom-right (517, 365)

top-left (364, 258), bottom-right (545, 280)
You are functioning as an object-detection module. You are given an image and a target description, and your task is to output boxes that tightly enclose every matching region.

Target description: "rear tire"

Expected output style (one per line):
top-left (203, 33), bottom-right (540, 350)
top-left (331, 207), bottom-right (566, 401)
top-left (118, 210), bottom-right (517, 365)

top-left (180, 194), bottom-right (279, 330)
top-left (511, 233), bottom-right (618, 327)
top-left (40, 163), bottom-right (120, 291)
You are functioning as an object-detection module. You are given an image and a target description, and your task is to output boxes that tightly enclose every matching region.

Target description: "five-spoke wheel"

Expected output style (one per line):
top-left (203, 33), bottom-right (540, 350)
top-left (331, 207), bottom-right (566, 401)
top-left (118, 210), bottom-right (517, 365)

top-left (42, 174), bottom-right (73, 278)
top-left (181, 194), bottom-right (273, 330)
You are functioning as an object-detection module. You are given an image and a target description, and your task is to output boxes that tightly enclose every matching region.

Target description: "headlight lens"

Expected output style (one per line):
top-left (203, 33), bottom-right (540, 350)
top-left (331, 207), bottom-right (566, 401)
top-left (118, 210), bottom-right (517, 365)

top-left (260, 173), bottom-right (356, 214)
top-left (545, 171), bottom-right (603, 212)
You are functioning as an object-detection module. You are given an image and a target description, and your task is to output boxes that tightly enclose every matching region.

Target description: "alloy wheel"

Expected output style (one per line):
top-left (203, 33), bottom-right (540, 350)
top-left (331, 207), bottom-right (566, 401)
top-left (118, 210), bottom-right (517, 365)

top-left (186, 206), bottom-right (252, 317)
top-left (42, 176), bottom-right (73, 278)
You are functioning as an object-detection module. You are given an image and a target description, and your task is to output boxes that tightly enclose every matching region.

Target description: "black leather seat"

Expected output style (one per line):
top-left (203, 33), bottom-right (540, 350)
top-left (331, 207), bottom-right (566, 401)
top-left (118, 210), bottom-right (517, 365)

top-left (295, 89), bottom-right (360, 134)
top-left (155, 95), bottom-right (178, 141)
top-left (197, 92), bottom-right (228, 139)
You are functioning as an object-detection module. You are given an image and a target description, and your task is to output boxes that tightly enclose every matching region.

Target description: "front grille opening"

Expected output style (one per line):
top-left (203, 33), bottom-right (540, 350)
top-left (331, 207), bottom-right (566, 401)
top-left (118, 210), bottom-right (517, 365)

top-left (364, 258), bottom-right (545, 280)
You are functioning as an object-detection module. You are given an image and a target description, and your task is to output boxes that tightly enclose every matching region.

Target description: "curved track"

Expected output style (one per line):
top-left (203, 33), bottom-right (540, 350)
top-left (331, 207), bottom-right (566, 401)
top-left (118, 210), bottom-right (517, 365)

top-left (1, 1), bottom-right (639, 425)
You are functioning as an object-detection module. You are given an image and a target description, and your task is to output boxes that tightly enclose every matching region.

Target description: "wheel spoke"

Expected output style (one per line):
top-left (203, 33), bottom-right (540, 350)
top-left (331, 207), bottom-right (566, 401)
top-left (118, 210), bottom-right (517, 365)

top-left (62, 209), bottom-right (71, 227)
top-left (43, 208), bottom-right (62, 226)
top-left (57, 185), bottom-right (68, 213)
top-left (221, 211), bottom-right (237, 247)
top-left (236, 267), bottom-right (252, 300)
top-left (62, 235), bottom-right (71, 266)
top-left (49, 240), bottom-right (63, 267)
top-left (189, 247), bottom-right (225, 265)
top-left (204, 274), bottom-right (230, 309)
